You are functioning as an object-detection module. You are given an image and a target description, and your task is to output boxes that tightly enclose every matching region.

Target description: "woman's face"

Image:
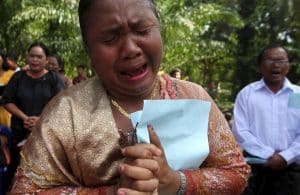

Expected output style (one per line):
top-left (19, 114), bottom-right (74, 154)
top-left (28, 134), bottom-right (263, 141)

top-left (27, 46), bottom-right (48, 73)
top-left (83, 0), bottom-right (163, 97)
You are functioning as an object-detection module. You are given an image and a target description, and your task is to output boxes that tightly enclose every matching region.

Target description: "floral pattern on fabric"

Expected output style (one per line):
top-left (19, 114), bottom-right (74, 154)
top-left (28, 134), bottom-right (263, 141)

top-left (10, 75), bottom-right (250, 194)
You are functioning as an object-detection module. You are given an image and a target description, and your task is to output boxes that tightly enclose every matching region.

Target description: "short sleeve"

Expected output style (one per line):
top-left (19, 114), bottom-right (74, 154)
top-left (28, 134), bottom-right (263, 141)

top-left (1, 71), bottom-right (23, 104)
top-left (48, 71), bottom-right (65, 96)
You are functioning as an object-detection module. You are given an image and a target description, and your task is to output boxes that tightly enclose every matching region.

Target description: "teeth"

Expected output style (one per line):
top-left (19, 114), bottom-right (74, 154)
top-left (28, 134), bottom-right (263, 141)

top-left (123, 66), bottom-right (145, 77)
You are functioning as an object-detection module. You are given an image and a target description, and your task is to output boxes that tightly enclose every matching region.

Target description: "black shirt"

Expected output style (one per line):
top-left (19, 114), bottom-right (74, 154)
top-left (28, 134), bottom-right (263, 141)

top-left (1, 70), bottom-right (64, 141)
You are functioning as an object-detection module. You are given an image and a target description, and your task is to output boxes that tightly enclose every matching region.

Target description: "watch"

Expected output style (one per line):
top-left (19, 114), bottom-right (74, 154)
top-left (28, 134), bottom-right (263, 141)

top-left (177, 171), bottom-right (186, 195)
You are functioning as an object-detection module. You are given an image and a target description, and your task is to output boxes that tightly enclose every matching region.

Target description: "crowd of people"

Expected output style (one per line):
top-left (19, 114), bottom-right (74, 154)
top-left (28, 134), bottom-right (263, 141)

top-left (0, 0), bottom-right (299, 195)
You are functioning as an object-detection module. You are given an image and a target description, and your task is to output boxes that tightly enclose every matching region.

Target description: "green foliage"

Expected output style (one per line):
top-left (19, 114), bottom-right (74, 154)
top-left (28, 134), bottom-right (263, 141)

top-left (1, 0), bottom-right (300, 109)
top-left (156, 1), bottom-right (244, 109)
top-left (158, 2), bottom-right (243, 82)
top-left (0, 0), bottom-right (88, 77)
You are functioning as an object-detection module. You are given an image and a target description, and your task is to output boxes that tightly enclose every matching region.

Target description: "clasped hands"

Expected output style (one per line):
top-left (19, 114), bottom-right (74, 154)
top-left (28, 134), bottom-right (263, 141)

top-left (117, 125), bottom-right (180, 195)
top-left (265, 151), bottom-right (287, 171)
top-left (23, 116), bottom-right (39, 131)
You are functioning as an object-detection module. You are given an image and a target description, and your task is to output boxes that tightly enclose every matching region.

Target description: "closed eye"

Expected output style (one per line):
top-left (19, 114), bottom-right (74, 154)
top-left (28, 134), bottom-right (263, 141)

top-left (101, 34), bottom-right (120, 44)
top-left (135, 27), bottom-right (151, 35)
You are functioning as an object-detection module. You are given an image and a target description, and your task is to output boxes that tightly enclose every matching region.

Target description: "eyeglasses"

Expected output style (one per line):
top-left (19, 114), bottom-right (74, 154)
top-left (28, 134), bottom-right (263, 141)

top-left (262, 59), bottom-right (289, 66)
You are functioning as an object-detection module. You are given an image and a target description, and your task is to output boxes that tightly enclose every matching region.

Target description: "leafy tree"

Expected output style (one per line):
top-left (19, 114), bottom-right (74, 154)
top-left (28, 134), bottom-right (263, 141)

top-left (157, 0), bottom-right (243, 109)
top-left (0, 0), bottom-right (88, 77)
top-left (235, 0), bottom-right (300, 97)
top-left (1, 0), bottom-right (300, 109)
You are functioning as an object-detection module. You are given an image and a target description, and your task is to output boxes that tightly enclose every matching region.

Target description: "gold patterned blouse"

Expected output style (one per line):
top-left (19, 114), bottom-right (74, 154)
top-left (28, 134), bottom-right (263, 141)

top-left (10, 74), bottom-right (250, 194)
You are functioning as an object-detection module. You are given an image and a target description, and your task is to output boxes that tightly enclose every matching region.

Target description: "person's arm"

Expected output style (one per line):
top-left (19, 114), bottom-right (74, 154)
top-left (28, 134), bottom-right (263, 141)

top-left (232, 89), bottom-right (275, 159)
top-left (185, 103), bottom-right (250, 194)
top-left (266, 115), bottom-right (300, 170)
top-left (4, 102), bottom-right (38, 131)
top-left (279, 136), bottom-right (300, 165)
top-left (150, 103), bottom-right (250, 195)
top-left (2, 71), bottom-right (29, 121)
top-left (276, 108), bottom-right (300, 165)
top-left (10, 168), bottom-right (117, 195)
top-left (10, 92), bottom-right (160, 195)
top-left (4, 102), bottom-right (28, 121)
top-left (11, 135), bottom-right (161, 195)
top-left (52, 71), bottom-right (65, 93)
top-left (182, 107), bottom-right (250, 195)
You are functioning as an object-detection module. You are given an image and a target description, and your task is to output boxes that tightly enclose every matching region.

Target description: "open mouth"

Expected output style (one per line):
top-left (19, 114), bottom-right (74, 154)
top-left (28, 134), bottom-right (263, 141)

top-left (271, 70), bottom-right (281, 76)
top-left (120, 64), bottom-right (147, 80)
top-left (31, 64), bottom-right (40, 68)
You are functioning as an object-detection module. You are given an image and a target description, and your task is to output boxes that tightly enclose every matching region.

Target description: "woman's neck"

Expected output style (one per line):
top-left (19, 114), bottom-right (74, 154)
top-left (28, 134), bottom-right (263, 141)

top-left (107, 77), bottom-right (160, 113)
top-left (27, 69), bottom-right (48, 79)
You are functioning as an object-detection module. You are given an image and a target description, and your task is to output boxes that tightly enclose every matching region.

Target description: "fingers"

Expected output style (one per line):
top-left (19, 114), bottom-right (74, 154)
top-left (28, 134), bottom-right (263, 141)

top-left (119, 163), bottom-right (153, 180)
top-left (120, 159), bottom-right (159, 180)
top-left (266, 153), bottom-right (287, 170)
top-left (132, 158), bottom-right (160, 175)
top-left (119, 125), bottom-right (165, 194)
top-left (23, 116), bottom-right (39, 129)
top-left (122, 144), bottom-right (161, 159)
top-left (118, 178), bottom-right (159, 195)
top-left (148, 124), bottom-right (164, 150)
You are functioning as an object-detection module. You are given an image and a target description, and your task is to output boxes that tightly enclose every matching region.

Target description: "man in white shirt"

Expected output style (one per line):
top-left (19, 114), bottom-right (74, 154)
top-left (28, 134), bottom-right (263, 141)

top-left (232, 44), bottom-right (300, 195)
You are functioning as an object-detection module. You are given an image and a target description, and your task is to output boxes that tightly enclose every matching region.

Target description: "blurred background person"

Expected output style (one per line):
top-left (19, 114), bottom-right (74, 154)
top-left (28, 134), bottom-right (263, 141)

top-left (0, 125), bottom-right (11, 195)
top-left (72, 64), bottom-right (88, 85)
top-left (169, 68), bottom-right (182, 79)
top-left (232, 44), bottom-right (300, 195)
top-left (0, 52), bottom-right (14, 128)
top-left (47, 54), bottom-right (72, 88)
top-left (6, 55), bottom-right (20, 72)
top-left (1, 42), bottom-right (65, 192)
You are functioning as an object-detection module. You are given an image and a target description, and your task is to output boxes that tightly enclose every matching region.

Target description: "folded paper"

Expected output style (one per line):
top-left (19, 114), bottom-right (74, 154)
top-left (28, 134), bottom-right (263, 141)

top-left (288, 93), bottom-right (300, 109)
top-left (130, 99), bottom-right (211, 170)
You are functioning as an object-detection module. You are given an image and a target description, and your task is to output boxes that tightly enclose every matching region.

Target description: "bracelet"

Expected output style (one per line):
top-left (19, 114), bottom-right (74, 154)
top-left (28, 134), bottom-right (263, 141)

top-left (177, 171), bottom-right (186, 195)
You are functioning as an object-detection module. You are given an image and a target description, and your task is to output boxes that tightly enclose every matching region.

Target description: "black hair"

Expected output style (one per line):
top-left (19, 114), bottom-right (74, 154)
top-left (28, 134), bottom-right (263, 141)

top-left (78, 0), bottom-right (159, 45)
top-left (0, 52), bottom-right (10, 71)
top-left (6, 55), bottom-right (16, 62)
top-left (77, 64), bottom-right (85, 69)
top-left (257, 44), bottom-right (292, 66)
top-left (28, 42), bottom-right (49, 57)
top-left (48, 54), bottom-right (64, 69)
top-left (170, 68), bottom-right (181, 77)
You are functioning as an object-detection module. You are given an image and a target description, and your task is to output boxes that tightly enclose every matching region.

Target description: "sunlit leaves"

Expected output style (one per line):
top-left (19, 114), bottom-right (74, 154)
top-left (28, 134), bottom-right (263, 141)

top-left (1, 0), bottom-right (86, 76)
top-left (157, 1), bottom-right (243, 86)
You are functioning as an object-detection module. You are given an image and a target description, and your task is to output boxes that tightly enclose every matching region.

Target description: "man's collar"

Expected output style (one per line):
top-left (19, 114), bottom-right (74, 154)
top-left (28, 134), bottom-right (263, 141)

top-left (254, 78), bottom-right (294, 92)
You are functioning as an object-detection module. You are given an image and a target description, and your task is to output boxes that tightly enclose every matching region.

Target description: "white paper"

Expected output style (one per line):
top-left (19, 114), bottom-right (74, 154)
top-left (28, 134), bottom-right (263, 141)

top-left (131, 99), bottom-right (211, 170)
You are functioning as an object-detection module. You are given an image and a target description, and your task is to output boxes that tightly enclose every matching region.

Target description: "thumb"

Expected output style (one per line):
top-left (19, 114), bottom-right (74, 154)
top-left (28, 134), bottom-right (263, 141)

top-left (148, 124), bottom-right (163, 151)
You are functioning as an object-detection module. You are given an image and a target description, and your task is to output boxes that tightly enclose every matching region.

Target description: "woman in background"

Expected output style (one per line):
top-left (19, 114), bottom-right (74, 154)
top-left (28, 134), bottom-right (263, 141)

top-left (47, 53), bottom-right (73, 88)
top-left (0, 52), bottom-right (14, 127)
top-left (1, 42), bottom-right (64, 192)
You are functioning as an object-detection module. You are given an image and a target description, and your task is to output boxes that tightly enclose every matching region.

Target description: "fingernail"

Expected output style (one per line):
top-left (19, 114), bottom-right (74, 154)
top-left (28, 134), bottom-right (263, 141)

top-left (117, 190), bottom-right (125, 195)
top-left (154, 149), bottom-right (162, 156)
top-left (147, 124), bottom-right (154, 132)
top-left (119, 164), bottom-right (124, 172)
top-left (121, 148), bottom-right (125, 155)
